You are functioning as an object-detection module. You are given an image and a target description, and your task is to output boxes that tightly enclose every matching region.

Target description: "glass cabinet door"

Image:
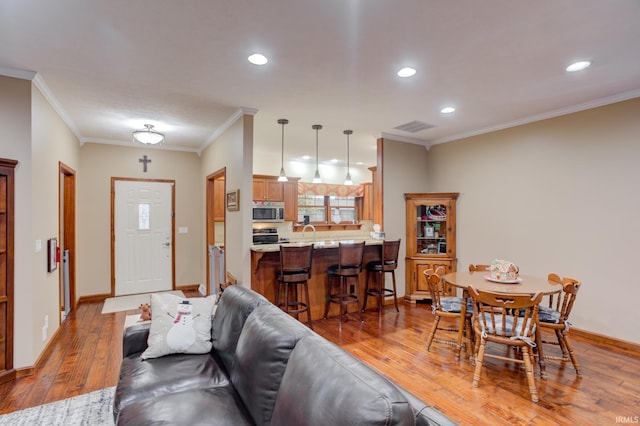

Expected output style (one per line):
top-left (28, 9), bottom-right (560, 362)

top-left (414, 202), bottom-right (449, 256)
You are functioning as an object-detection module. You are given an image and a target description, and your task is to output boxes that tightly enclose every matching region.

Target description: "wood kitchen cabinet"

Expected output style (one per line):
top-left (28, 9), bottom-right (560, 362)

top-left (404, 192), bottom-right (458, 303)
top-left (252, 175), bottom-right (284, 202)
top-left (253, 175), bottom-right (299, 221)
top-left (361, 182), bottom-right (373, 220)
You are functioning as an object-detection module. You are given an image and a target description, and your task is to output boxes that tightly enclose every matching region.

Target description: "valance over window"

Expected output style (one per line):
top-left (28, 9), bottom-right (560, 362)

top-left (298, 182), bottom-right (364, 197)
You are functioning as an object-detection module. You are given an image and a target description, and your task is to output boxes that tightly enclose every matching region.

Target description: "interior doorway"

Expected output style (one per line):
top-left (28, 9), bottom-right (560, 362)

top-left (59, 162), bottom-right (76, 322)
top-left (112, 178), bottom-right (175, 296)
top-left (206, 169), bottom-right (225, 295)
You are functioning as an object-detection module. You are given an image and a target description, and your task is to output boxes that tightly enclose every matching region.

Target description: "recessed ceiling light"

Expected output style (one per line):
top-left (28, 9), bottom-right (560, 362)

top-left (566, 61), bottom-right (591, 72)
top-left (331, 159), bottom-right (339, 163)
top-left (248, 53), bottom-right (268, 65)
top-left (397, 67), bottom-right (416, 78)
top-left (302, 155), bottom-right (311, 160)
top-left (441, 106), bottom-right (456, 114)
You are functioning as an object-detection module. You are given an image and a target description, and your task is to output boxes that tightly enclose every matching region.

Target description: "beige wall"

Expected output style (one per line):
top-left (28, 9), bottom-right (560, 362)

top-left (77, 143), bottom-right (202, 297)
top-left (426, 97), bottom-right (640, 343)
top-left (200, 115), bottom-right (254, 288)
top-left (381, 139), bottom-right (431, 297)
top-left (0, 76), bottom-right (34, 366)
top-left (31, 86), bottom-right (81, 361)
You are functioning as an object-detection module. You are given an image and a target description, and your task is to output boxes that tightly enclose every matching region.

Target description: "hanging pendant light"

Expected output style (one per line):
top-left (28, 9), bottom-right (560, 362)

top-left (343, 129), bottom-right (353, 185)
top-left (277, 119), bottom-right (289, 182)
top-left (133, 124), bottom-right (164, 145)
top-left (312, 124), bottom-right (323, 183)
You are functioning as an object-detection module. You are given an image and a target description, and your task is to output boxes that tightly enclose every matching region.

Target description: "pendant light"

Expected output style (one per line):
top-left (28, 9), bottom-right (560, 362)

top-left (277, 119), bottom-right (289, 182)
top-left (312, 124), bottom-right (323, 183)
top-left (343, 129), bottom-right (353, 185)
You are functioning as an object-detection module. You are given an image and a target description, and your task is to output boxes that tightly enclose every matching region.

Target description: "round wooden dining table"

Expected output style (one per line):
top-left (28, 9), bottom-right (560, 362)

top-left (442, 270), bottom-right (563, 378)
top-left (442, 271), bottom-right (563, 296)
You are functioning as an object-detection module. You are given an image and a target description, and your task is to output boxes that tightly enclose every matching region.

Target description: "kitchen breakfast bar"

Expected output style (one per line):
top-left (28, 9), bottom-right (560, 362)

top-left (250, 240), bottom-right (386, 320)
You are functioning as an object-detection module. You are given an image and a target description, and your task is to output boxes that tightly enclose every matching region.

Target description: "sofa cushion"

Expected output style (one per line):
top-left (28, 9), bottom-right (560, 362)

top-left (116, 388), bottom-right (254, 426)
top-left (211, 285), bottom-right (270, 373)
top-left (270, 334), bottom-right (415, 426)
top-left (231, 304), bottom-right (313, 426)
top-left (113, 352), bottom-right (230, 420)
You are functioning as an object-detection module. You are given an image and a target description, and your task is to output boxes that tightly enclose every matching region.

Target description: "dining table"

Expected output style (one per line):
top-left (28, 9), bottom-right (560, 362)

top-left (442, 270), bottom-right (564, 378)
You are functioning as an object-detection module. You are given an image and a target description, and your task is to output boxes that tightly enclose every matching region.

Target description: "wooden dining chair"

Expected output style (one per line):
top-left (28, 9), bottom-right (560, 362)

top-left (424, 268), bottom-right (472, 359)
top-left (468, 264), bottom-right (490, 272)
top-left (467, 286), bottom-right (543, 402)
top-left (537, 273), bottom-right (582, 376)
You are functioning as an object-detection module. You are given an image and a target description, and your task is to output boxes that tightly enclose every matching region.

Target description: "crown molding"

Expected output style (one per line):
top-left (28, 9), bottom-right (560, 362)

top-left (200, 107), bottom-right (259, 154)
top-left (380, 132), bottom-right (433, 150)
top-left (81, 137), bottom-right (200, 153)
top-left (32, 73), bottom-right (83, 140)
top-left (433, 89), bottom-right (640, 145)
top-left (0, 66), bottom-right (37, 80)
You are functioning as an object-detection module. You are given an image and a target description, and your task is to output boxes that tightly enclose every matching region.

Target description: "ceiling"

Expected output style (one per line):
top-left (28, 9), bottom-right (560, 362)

top-left (1, 1), bottom-right (639, 168)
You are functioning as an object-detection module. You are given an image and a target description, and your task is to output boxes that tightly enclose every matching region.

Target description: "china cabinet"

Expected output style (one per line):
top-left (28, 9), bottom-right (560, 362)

top-left (404, 192), bottom-right (458, 303)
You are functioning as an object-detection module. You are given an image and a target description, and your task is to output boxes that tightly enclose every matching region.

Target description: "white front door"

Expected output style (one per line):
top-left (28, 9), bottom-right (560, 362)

top-left (114, 180), bottom-right (173, 295)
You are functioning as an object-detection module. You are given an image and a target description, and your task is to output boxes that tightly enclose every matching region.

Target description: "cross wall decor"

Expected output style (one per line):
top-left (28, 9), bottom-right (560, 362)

top-left (139, 155), bottom-right (151, 173)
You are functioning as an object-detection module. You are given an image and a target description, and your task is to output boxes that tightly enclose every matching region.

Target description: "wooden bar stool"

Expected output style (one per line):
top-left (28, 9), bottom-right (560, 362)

top-left (275, 244), bottom-right (314, 329)
top-left (323, 241), bottom-right (365, 326)
top-left (362, 239), bottom-right (401, 315)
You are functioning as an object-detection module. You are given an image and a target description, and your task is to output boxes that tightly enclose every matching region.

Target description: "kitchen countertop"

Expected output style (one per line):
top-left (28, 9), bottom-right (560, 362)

top-left (250, 238), bottom-right (384, 252)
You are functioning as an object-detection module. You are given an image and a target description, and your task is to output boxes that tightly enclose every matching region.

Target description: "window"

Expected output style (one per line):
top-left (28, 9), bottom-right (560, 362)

top-left (138, 203), bottom-right (150, 230)
top-left (298, 194), bottom-right (326, 223)
top-left (329, 196), bottom-right (356, 223)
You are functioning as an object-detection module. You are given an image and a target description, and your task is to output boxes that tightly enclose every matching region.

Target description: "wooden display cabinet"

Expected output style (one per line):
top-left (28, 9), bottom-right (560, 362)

top-left (404, 192), bottom-right (458, 303)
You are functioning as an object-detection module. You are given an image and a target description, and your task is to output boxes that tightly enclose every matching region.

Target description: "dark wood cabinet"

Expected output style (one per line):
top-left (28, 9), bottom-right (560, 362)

top-left (0, 158), bottom-right (17, 384)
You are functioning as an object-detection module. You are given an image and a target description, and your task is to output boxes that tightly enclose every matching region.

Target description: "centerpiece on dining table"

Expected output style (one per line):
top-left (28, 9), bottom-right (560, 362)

top-left (486, 258), bottom-right (520, 283)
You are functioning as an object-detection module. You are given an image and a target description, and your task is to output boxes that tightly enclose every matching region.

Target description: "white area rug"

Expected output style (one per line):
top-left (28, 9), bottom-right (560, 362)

top-left (101, 290), bottom-right (185, 314)
top-left (0, 387), bottom-right (115, 426)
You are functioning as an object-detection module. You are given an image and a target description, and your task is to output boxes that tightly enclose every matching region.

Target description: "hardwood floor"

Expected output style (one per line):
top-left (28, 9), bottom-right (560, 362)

top-left (1, 295), bottom-right (638, 425)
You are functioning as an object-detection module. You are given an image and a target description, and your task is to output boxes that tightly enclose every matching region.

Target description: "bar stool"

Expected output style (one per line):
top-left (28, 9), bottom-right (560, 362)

top-left (275, 244), bottom-right (314, 329)
top-left (362, 239), bottom-right (401, 315)
top-left (323, 241), bottom-right (365, 326)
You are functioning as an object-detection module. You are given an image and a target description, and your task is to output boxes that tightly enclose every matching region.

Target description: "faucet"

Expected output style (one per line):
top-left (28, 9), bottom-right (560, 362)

top-left (302, 224), bottom-right (316, 242)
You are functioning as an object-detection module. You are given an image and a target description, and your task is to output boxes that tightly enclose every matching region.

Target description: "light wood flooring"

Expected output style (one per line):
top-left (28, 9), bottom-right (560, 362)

top-left (0, 294), bottom-right (638, 425)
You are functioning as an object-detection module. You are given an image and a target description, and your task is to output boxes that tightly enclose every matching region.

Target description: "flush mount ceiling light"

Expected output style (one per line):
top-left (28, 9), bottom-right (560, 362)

top-left (397, 67), bottom-right (416, 78)
top-left (277, 119), bottom-right (289, 182)
top-left (344, 129), bottom-right (353, 186)
top-left (248, 53), bottom-right (268, 65)
top-left (566, 61), bottom-right (591, 72)
top-left (312, 124), bottom-right (323, 183)
top-left (132, 124), bottom-right (164, 145)
top-left (441, 106), bottom-right (456, 114)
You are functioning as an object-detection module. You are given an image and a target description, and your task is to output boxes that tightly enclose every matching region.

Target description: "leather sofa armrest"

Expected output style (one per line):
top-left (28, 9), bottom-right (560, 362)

top-left (122, 323), bottom-right (151, 358)
top-left (396, 385), bottom-right (459, 426)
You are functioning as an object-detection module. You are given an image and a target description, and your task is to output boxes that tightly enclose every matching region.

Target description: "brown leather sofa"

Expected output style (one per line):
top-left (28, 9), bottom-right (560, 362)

top-left (113, 285), bottom-right (457, 425)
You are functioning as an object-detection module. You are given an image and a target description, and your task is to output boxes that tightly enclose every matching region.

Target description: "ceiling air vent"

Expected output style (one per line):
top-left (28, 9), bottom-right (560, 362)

top-left (393, 120), bottom-right (435, 133)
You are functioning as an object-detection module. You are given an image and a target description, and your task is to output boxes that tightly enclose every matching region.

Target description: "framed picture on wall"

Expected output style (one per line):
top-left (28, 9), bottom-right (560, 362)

top-left (226, 189), bottom-right (239, 211)
top-left (48, 238), bottom-right (58, 272)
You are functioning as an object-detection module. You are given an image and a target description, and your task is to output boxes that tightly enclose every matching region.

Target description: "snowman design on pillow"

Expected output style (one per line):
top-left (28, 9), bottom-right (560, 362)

top-left (166, 300), bottom-right (200, 351)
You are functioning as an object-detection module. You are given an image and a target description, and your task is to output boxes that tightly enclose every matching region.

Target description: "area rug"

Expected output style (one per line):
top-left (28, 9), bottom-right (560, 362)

top-left (101, 290), bottom-right (185, 314)
top-left (0, 387), bottom-right (115, 426)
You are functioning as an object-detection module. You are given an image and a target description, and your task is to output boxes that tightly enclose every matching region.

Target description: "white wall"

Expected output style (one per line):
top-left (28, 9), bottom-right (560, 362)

top-left (425, 97), bottom-right (640, 344)
top-left (253, 146), bottom-right (372, 185)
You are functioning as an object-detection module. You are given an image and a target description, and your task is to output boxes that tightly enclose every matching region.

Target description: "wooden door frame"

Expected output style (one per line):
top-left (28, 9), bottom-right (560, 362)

top-left (206, 168), bottom-right (225, 295)
top-left (110, 177), bottom-right (176, 296)
top-left (59, 162), bottom-right (76, 316)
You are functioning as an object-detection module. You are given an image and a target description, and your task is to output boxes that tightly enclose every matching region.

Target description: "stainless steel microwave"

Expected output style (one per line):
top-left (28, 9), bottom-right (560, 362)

top-left (252, 201), bottom-right (285, 222)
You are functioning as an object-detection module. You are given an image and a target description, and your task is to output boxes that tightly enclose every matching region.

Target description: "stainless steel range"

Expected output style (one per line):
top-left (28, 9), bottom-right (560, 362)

top-left (252, 227), bottom-right (279, 245)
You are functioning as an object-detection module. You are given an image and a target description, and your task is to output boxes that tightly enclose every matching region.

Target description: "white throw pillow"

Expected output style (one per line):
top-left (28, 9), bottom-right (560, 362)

top-left (141, 293), bottom-right (217, 360)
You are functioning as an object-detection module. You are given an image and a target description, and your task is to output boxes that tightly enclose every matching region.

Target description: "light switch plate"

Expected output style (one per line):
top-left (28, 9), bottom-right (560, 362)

top-left (35, 239), bottom-right (42, 252)
top-left (178, 227), bottom-right (188, 234)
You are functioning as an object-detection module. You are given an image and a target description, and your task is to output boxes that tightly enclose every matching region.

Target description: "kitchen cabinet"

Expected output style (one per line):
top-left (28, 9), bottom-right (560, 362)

top-left (283, 180), bottom-right (298, 221)
top-left (404, 192), bottom-right (458, 303)
top-left (361, 182), bottom-right (373, 220)
top-left (253, 175), bottom-right (284, 202)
